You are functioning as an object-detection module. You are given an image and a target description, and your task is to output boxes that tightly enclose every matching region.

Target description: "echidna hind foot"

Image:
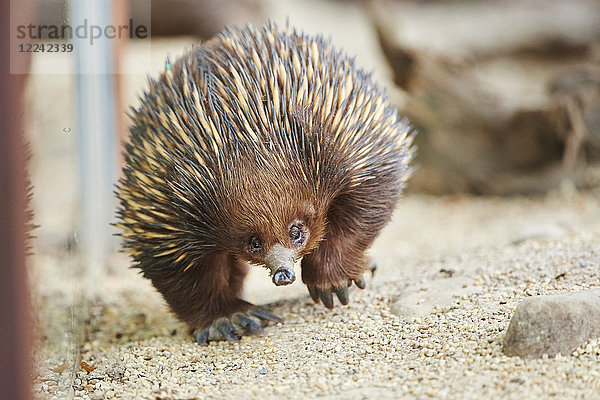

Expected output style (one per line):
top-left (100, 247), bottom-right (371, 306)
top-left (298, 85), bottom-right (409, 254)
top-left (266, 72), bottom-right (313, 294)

top-left (142, 251), bottom-right (283, 344)
top-left (193, 308), bottom-right (283, 345)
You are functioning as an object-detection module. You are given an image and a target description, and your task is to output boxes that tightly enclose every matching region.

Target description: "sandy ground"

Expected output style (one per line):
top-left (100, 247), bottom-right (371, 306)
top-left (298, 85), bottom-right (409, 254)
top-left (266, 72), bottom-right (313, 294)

top-left (31, 189), bottom-right (600, 400)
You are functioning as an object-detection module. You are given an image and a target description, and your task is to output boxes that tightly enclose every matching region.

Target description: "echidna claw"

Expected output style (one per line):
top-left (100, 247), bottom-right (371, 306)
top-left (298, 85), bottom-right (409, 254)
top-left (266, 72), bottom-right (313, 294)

top-left (216, 318), bottom-right (240, 343)
top-left (317, 288), bottom-right (334, 309)
top-left (354, 278), bottom-right (366, 289)
top-left (194, 328), bottom-right (210, 345)
top-left (368, 262), bottom-right (378, 277)
top-left (233, 313), bottom-right (266, 336)
top-left (308, 285), bottom-right (320, 303)
top-left (335, 286), bottom-right (349, 305)
top-left (249, 307), bottom-right (283, 324)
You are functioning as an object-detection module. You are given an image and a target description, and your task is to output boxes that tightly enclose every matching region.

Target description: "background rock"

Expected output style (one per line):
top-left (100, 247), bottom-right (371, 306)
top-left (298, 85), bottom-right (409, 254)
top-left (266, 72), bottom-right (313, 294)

top-left (371, 0), bottom-right (600, 195)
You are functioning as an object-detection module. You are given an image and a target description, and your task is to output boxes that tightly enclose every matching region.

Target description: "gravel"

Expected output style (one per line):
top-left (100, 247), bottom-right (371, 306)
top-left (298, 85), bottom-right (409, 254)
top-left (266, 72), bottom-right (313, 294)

top-left (31, 190), bottom-right (600, 399)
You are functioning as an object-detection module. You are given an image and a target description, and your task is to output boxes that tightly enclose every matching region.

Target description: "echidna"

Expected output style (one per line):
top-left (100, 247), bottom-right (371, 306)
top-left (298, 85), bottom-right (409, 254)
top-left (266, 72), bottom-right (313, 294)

top-left (116, 22), bottom-right (414, 344)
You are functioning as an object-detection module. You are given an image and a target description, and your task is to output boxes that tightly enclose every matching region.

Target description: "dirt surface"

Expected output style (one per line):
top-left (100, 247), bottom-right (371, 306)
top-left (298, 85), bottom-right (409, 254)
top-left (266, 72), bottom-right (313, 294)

top-left (31, 189), bottom-right (600, 399)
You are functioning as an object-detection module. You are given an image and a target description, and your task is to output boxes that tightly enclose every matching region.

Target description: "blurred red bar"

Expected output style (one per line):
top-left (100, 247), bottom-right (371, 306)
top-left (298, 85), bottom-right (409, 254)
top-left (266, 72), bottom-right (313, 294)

top-left (0, 0), bottom-right (33, 398)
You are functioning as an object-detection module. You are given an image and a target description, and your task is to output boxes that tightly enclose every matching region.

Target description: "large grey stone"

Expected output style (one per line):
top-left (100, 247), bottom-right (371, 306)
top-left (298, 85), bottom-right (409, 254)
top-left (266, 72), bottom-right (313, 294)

top-left (503, 290), bottom-right (600, 358)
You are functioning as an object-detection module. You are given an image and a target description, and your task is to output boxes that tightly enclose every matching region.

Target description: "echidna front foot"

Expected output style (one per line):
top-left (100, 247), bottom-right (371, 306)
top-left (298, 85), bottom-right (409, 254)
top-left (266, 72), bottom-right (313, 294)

top-left (306, 275), bottom-right (368, 309)
top-left (302, 233), bottom-right (373, 309)
top-left (193, 307), bottom-right (283, 345)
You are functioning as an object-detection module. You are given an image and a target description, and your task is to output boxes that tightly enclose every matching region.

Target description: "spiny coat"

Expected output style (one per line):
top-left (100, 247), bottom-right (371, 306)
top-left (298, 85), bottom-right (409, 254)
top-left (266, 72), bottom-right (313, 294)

top-left (116, 22), bottom-right (414, 343)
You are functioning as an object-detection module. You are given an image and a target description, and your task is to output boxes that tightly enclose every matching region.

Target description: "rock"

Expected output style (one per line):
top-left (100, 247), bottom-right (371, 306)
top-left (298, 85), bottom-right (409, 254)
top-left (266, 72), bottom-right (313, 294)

top-left (503, 290), bottom-right (600, 358)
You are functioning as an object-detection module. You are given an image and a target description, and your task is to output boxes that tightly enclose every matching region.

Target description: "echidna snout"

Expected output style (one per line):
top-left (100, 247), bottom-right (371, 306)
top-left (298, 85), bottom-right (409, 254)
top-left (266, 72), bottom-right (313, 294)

top-left (265, 244), bottom-right (297, 286)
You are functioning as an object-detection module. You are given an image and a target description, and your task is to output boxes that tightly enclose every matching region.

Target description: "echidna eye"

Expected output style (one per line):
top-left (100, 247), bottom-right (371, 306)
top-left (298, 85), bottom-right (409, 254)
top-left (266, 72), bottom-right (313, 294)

top-left (289, 224), bottom-right (304, 245)
top-left (249, 236), bottom-right (262, 253)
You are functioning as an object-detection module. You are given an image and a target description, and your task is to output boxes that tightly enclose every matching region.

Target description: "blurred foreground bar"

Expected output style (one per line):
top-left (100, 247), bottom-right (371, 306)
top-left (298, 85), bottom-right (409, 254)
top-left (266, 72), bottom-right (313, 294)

top-left (0, 0), bottom-right (32, 398)
top-left (72, 0), bottom-right (119, 275)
